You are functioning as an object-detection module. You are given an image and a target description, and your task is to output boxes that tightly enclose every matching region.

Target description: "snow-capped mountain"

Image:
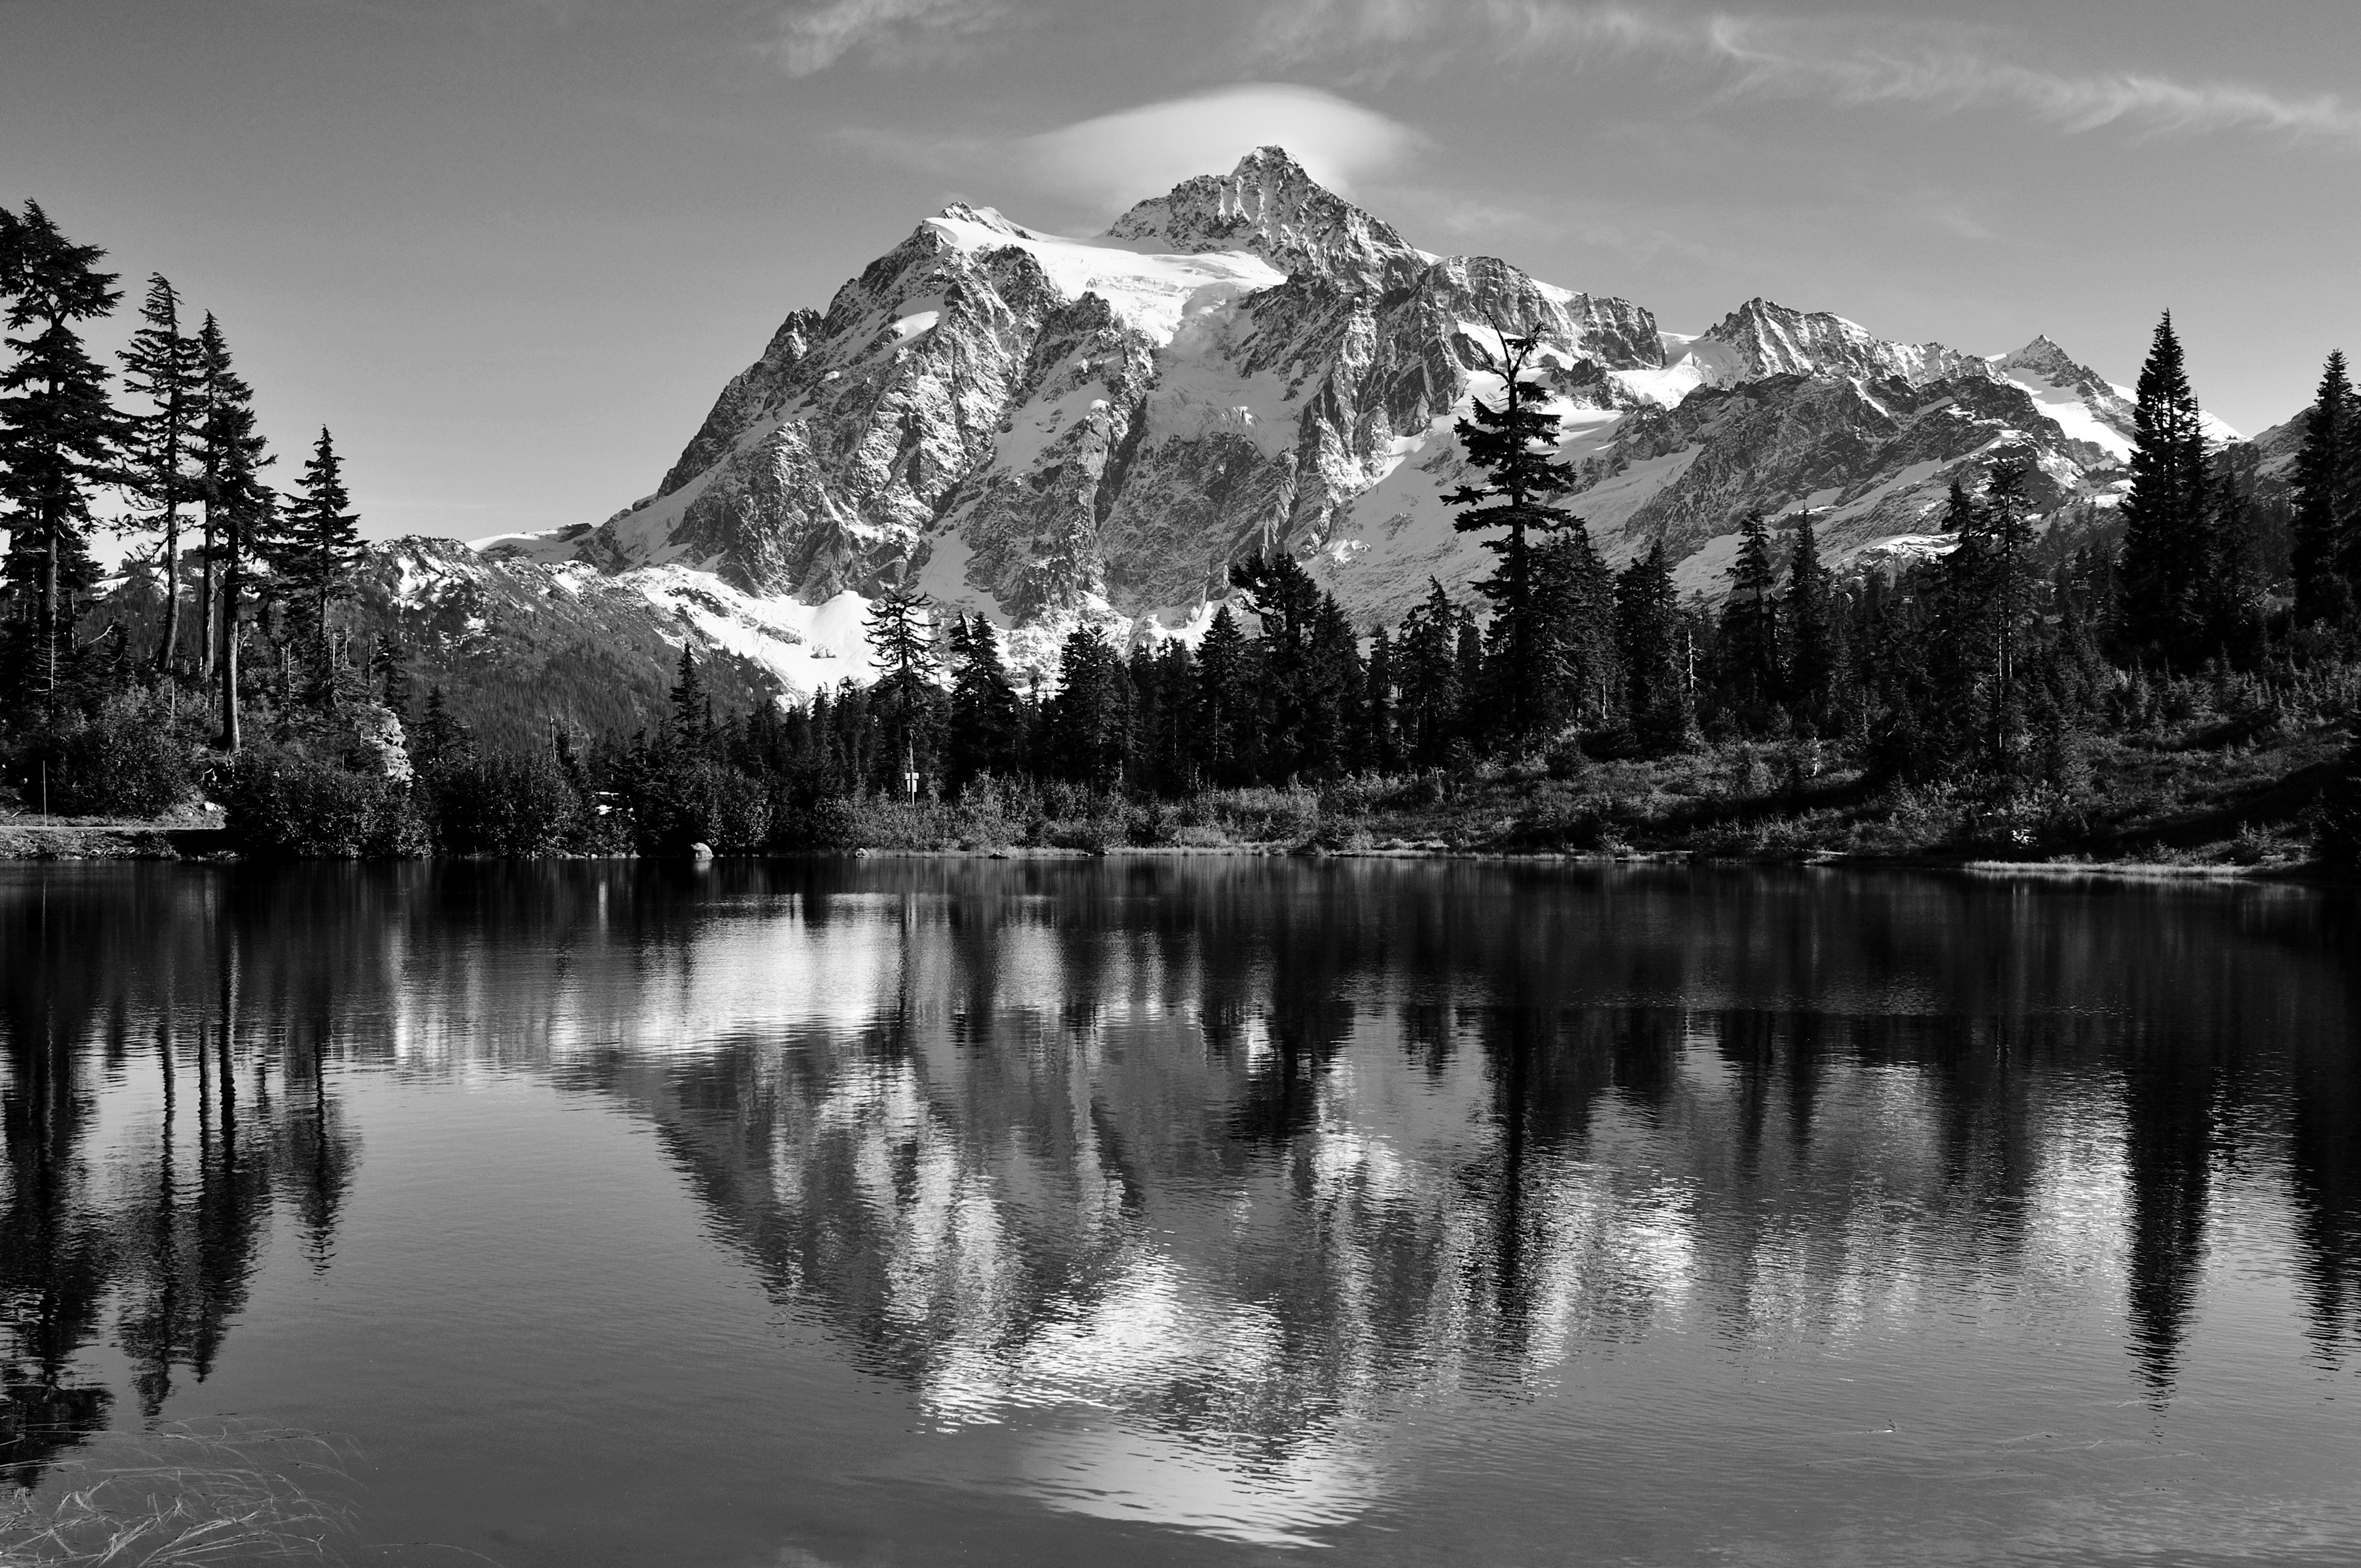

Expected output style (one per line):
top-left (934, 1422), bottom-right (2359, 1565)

top-left (451, 146), bottom-right (2251, 694)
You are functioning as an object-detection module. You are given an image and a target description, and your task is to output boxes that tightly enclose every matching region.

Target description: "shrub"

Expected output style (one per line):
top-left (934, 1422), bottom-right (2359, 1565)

top-left (13, 687), bottom-right (201, 817)
top-left (429, 750), bottom-right (588, 856)
top-left (220, 745), bottom-right (429, 858)
top-left (2314, 735), bottom-right (2361, 877)
top-left (628, 755), bottom-right (771, 853)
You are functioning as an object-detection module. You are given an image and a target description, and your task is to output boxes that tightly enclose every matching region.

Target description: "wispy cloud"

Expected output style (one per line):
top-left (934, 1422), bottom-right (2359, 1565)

top-left (835, 84), bottom-right (1428, 222)
top-left (1020, 85), bottom-right (1426, 211)
top-left (765, 0), bottom-right (1019, 77)
top-left (1255, 1), bottom-right (2361, 151)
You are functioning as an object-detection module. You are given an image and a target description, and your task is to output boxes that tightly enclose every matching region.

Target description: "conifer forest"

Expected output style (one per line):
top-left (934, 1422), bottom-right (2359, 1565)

top-left (4, 201), bottom-right (2359, 873)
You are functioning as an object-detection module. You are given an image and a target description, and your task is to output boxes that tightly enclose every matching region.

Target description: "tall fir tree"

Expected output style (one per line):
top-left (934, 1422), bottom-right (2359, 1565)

top-left (1394, 580), bottom-right (1463, 770)
top-left (264, 426), bottom-right (364, 708)
top-left (668, 644), bottom-right (709, 746)
top-left (1976, 460), bottom-right (2044, 769)
top-left (1045, 624), bottom-right (1130, 788)
top-left (193, 319), bottom-right (272, 749)
top-left (0, 201), bottom-right (123, 721)
top-left (1228, 552), bottom-right (1323, 778)
top-left (1360, 626), bottom-right (1400, 774)
top-left (862, 585), bottom-right (938, 780)
top-left (117, 273), bottom-right (203, 673)
top-left (1616, 542), bottom-right (1689, 754)
top-left (1442, 326), bottom-right (1583, 745)
top-left (1718, 509), bottom-right (1783, 725)
top-left (2290, 350), bottom-right (2351, 626)
top-left (1300, 593), bottom-right (1365, 777)
top-left (2114, 312), bottom-right (2215, 659)
top-left (1784, 513), bottom-right (1837, 728)
top-left (1528, 524), bottom-right (1620, 733)
top-left (1193, 603), bottom-right (1257, 786)
top-left (944, 613), bottom-right (1020, 787)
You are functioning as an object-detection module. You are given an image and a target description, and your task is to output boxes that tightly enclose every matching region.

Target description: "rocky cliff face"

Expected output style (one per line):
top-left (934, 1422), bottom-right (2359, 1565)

top-left (458, 145), bottom-right (2259, 687)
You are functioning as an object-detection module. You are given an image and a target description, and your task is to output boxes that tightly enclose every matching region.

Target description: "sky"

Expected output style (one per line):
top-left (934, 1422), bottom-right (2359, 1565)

top-left (5, 0), bottom-right (2358, 544)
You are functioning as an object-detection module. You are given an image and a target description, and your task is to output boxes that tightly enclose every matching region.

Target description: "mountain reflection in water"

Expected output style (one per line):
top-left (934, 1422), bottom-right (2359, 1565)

top-left (3, 858), bottom-right (2358, 1562)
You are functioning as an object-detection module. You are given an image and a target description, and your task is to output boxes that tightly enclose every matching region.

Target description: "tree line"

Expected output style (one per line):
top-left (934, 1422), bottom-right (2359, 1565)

top-left (1, 201), bottom-right (366, 810)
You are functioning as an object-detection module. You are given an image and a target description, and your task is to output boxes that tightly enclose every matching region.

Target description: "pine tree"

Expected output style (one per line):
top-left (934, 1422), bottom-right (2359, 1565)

top-left (264, 426), bottom-right (364, 708)
top-left (1228, 553), bottom-right (1322, 778)
top-left (0, 201), bottom-right (123, 721)
top-left (863, 584), bottom-right (938, 780)
top-left (2114, 312), bottom-right (2215, 658)
top-left (1300, 593), bottom-right (1365, 777)
top-left (1361, 626), bottom-right (1400, 774)
top-left (2202, 445), bottom-right (2265, 660)
top-left (1718, 509), bottom-right (1783, 725)
top-left (193, 320), bottom-right (272, 750)
top-left (1527, 524), bottom-right (1620, 734)
top-left (2290, 350), bottom-right (2352, 626)
top-left (1617, 542), bottom-right (1689, 754)
top-left (1442, 325), bottom-right (1583, 745)
top-left (945, 613), bottom-right (1020, 787)
top-left (1045, 624), bottom-right (1130, 788)
top-left (414, 684), bottom-right (468, 769)
top-left (117, 274), bottom-right (203, 673)
top-left (1977, 460), bottom-right (2044, 769)
top-left (1784, 513), bottom-right (1836, 727)
top-left (1193, 604), bottom-right (1257, 786)
top-left (668, 644), bottom-right (708, 744)
top-left (1394, 580), bottom-right (1464, 769)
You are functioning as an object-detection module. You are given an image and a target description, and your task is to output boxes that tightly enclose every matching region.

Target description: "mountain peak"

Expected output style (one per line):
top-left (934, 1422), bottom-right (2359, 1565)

top-left (1106, 146), bottom-right (1421, 288)
top-left (1701, 297), bottom-right (1983, 387)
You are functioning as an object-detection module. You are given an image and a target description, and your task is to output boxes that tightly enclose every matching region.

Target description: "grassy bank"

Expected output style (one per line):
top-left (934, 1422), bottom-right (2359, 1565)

top-left (813, 719), bottom-right (2356, 879)
top-left (5, 725), bottom-right (2352, 881)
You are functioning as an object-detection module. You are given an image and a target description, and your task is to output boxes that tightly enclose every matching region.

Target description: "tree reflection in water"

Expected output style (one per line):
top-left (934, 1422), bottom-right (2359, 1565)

top-left (1, 858), bottom-right (2356, 1546)
top-left (0, 870), bottom-right (361, 1487)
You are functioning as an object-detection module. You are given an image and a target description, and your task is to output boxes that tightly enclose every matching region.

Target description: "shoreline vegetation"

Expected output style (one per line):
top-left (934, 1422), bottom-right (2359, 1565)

top-left (5, 209), bottom-right (2361, 891)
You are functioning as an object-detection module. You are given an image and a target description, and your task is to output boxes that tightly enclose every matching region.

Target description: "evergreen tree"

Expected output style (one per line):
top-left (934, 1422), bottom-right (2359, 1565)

top-left (1528, 524), bottom-right (1620, 733)
top-left (1228, 553), bottom-right (1322, 778)
top-left (1394, 579), bottom-right (1463, 769)
top-left (863, 585), bottom-right (938, 781)
top-left (2290, 350), bottom-right (2353, 626)
top-left (1442, 325), bottom-right (1583, 744)
top-left (264, 426), bottom-right (364, 708)
top-left (1784, 513), bottom-right (1836, 727)
top-left (1300, 593), bottom-right (1365, 777)
top-left (1361, 626), bottom-right (1400, 774)
top-left (1192, 604), bottom-right (1257, 786)
top-left (1977, 460), bottom-right (2044, 769)
top-left (414, 684), bottom-right (468, 769)
top-left (2200, 445), bottom-right (2265, 662)
top-left (1045, 624), bottom-right (1130, 788)
top-left (2114, 312), bottom-right (2215, 658)
top-left (1616, 542), bottom-right (1689, 754)
top-left (193, 321), bottom-right (272, 750)
top-left (1451, 609), bottom-right (1487, 754)
top-left (117, 273), bottom-right (203, 673)
top-left (1718, 509), bottom-right (1783, 725)
top-left (668, 644), bottom-right (708, 744)
top-left (0, 201), bottom-right (123, 721)
top-left (945, 613), bottom-right (1020, 787)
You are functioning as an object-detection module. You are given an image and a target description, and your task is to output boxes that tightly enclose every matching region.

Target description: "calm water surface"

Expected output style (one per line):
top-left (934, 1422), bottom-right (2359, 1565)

top-left (4, 859), bottom-right (2359, 1565)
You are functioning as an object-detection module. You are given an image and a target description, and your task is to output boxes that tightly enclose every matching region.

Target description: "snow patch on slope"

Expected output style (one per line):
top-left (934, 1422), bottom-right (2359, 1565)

top-left (929, 207), bottom-right (1286, 346)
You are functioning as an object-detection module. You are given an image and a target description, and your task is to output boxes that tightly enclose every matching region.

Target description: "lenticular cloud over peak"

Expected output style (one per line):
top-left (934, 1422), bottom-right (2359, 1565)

top-left (1018, 83), bottom-right (1426, 216)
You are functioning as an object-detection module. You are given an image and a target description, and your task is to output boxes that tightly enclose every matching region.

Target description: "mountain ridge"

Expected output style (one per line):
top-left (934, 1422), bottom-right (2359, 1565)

top-left (454, 145), bottom-right (2273, 698)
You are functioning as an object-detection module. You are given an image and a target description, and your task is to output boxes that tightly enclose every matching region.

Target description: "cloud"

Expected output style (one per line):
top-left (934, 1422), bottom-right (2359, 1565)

top-left (1015, 84), bottom-right (1428, 212)
top-left (766, 0), bottom-right (1018, 77)
top-left (1254, 1), bottom-right (2361, 151)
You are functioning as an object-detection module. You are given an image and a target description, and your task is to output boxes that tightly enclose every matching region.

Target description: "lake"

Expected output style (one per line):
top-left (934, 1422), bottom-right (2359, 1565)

top-left (3, 858), bottom-right (2358, 1565)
